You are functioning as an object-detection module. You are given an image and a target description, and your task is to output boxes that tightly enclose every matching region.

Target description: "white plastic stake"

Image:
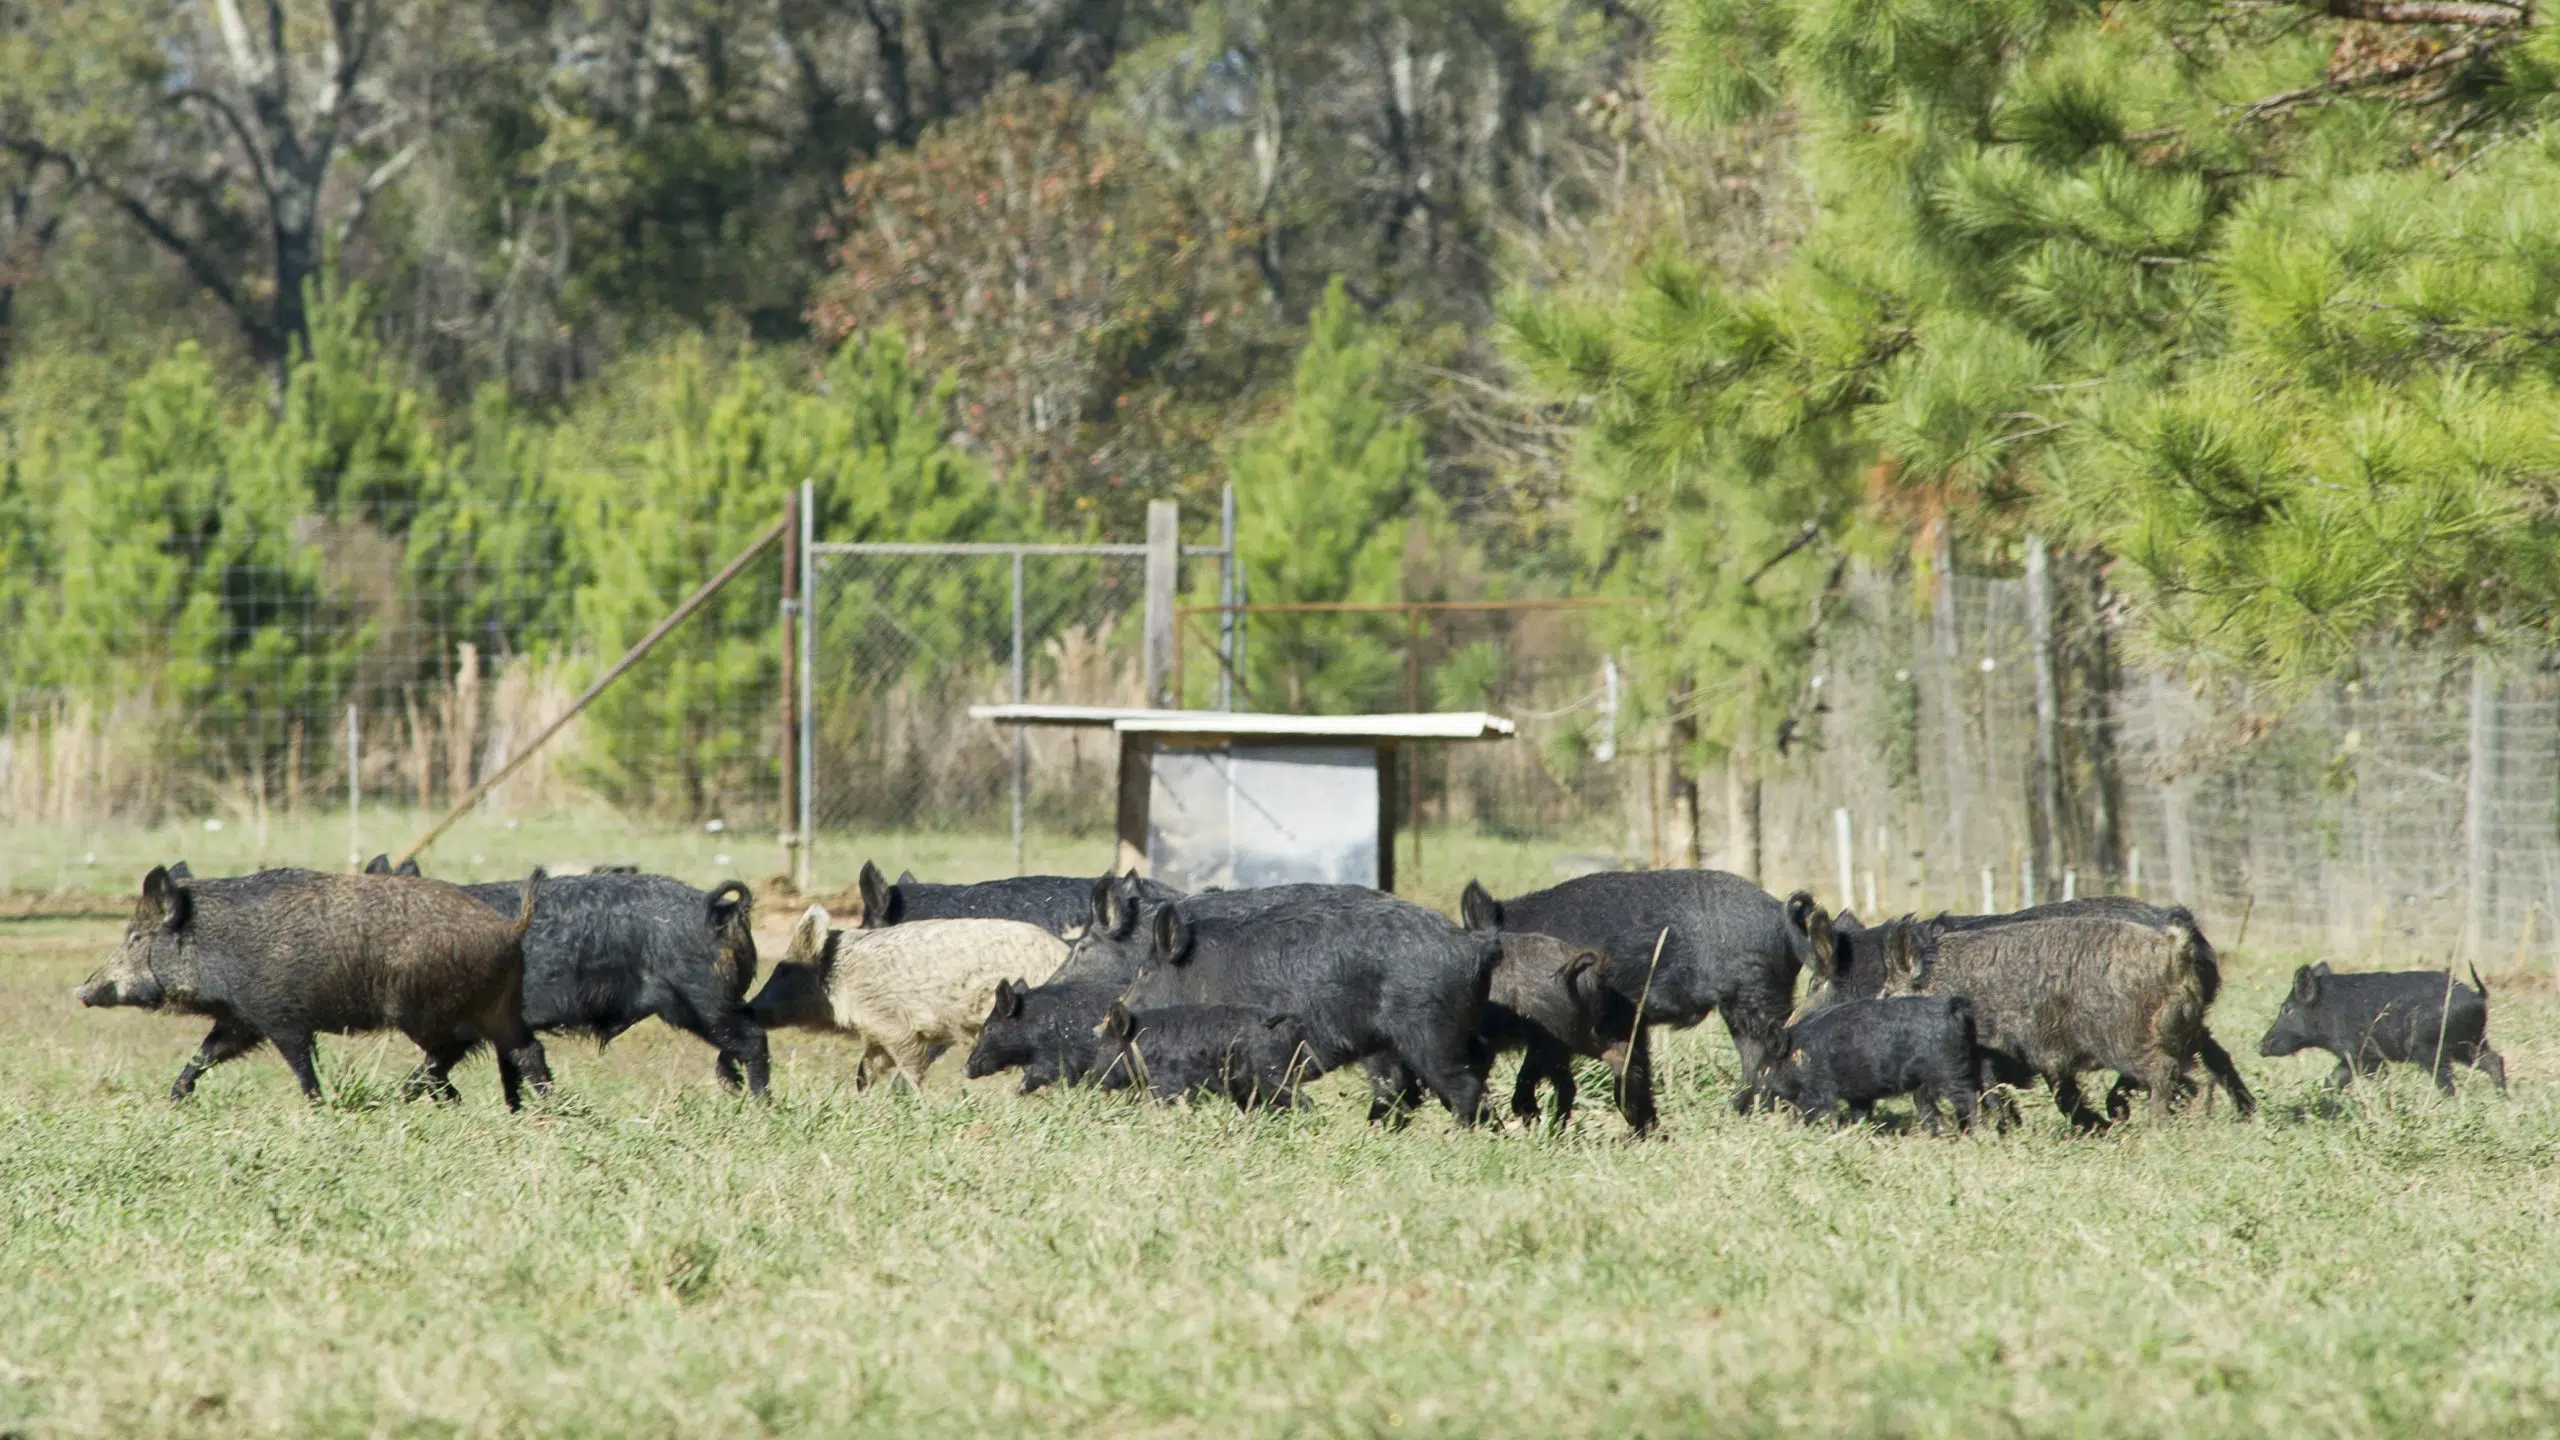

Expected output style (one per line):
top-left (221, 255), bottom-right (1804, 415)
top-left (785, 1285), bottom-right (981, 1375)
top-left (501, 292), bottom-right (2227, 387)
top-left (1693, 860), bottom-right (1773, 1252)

top-left (1833, 808), bottom-right (1854, 912)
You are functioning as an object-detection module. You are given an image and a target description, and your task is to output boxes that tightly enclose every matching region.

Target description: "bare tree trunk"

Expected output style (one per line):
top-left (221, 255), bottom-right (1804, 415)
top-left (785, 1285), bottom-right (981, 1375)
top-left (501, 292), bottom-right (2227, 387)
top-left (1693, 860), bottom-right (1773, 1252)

top-left (1668, 683), bottom-right (1700, 868)
top-left (2025, 534), bottom-right (2064, 902)
top-left (1726, 682), bottom-right (1762, 884)
top-left (2073, 551), bottom-right (2127, 888)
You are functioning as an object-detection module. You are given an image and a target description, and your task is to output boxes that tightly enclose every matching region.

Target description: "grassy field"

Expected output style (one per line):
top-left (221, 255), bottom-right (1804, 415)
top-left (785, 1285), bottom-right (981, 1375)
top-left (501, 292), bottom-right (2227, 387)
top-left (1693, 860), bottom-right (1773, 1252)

top-left (0, 813), bottom-right (1587, 917)
top-left (6, 916), bottom-right (2558, 1438)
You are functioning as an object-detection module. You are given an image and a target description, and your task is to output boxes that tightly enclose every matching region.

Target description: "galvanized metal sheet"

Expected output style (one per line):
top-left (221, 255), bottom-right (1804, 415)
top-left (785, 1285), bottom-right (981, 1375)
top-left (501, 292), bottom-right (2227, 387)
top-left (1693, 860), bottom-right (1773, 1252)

top-left (1145, 744), bottom-right (1379, 891)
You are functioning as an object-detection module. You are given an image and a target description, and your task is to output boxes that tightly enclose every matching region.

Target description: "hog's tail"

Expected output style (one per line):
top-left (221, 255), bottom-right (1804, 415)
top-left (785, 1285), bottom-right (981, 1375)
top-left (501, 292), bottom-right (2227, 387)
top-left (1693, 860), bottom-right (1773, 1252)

top-left (2469, 960), bottom-right (2489, 1011)
top-left (514, 867), bottom-right (546, 939)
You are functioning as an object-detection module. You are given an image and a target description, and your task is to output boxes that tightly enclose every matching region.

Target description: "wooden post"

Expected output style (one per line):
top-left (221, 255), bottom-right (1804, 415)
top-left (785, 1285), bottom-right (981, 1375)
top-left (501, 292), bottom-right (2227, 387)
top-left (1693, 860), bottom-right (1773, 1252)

top-left (1406, 604), bottom-right (1423, 884)
top-left (1143, 500), bottom-right (1179, 709)
top-left (1376, 742), bottom-right (1399, 894)
top-left (1115, 734), bottom-right (1154, 877)
top-left (779, 486), bottom-right (801, 875)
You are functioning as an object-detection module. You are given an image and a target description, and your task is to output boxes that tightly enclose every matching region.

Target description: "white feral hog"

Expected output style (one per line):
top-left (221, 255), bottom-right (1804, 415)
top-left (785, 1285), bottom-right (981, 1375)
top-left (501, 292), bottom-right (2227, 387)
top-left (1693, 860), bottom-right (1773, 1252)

top-left (746, 906), bottom-right (1067, 1088)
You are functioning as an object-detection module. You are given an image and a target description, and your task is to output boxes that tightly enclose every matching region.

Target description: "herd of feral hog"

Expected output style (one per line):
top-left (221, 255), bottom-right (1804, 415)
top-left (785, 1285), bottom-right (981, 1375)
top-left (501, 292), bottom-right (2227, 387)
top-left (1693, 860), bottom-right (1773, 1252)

top-left (75, 854), bottom-right (2507, 1127)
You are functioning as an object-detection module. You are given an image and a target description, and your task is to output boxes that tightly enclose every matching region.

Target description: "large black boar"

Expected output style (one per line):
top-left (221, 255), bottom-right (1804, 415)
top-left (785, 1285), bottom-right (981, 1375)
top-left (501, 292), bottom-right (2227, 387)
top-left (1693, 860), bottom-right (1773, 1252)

top-left (857, 860), bottom-right (1179, 935)
top-left (1875, 911), bottom-right (2225, 1129)
top-left (1460, 871), bottom-right (1834, 1128)
top-left (1126, 893), bottom-right (1499, 1124)
top-left (1094, 1001), bottom-right (1324, 1110)
top-left (452, 872), bottom-right (767, 1094)
top-left (2258, 962), bottom-right (2506, 1094)
top-left (76, 866), bottom-right (554, 1108)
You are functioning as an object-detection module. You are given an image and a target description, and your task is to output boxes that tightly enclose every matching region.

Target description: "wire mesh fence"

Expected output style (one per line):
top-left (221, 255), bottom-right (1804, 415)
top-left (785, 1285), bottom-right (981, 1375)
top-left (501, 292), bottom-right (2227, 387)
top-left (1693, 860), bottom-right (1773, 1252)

top-left (0, 487), bottom-right (787, 894)
top-left (8, 477), bottom-right (2553, 969)
top-left (803, 546), bottom-right (1157, 878)
top-left (1751, 567), bottom-right (2560, 969)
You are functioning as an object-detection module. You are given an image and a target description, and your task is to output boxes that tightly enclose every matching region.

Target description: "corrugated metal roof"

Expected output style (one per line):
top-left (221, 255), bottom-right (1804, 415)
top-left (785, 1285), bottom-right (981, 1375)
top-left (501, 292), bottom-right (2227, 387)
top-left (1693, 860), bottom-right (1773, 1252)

top-left (966, 704), bottom-right (1515, 741)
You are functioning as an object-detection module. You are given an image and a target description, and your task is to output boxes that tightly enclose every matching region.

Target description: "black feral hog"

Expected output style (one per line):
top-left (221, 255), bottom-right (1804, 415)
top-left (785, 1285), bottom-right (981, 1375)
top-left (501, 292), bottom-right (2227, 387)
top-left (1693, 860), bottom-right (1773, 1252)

top-left (1460, 871), bottom-right (1835, 1128)
top-left (1127, 893), bottom-right (1499, 1124)
top-left (1477, 932), bottom-right (1622, 1129)
top-left (1875, 911), bottom-right (2224, 1129)
top-left (76, 866), bottom-right (555, 1108)
top-left (964, 976), bottom-right (1128, 1091)
top-left (857, 860), bottom-right (1179, 935)
top-left (1094, 1001), bottom-right (1324, 1110)
top-left (1757, 995), bottom-right (1980, 1132)
top-left (2259, 962), bottom-right (2506, 1094)
top-left (1056, 877), bottom-right (1360, 981)
top-left (444, 872), bottom-right (767, 1094)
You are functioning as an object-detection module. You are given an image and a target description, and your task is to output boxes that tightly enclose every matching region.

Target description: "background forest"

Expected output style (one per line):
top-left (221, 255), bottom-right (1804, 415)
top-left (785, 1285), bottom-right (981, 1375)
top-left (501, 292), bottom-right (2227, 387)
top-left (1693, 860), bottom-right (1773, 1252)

top-left (2, 0), bottom-right (2557, 889)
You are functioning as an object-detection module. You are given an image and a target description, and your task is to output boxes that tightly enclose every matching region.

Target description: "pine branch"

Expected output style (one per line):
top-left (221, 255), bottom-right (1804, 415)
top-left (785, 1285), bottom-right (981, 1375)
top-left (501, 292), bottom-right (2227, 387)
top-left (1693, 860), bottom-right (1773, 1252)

top-left (2312, 1), bottom-right (2529, 26)
top-left (2237, 35), bottom-right (2516, 120)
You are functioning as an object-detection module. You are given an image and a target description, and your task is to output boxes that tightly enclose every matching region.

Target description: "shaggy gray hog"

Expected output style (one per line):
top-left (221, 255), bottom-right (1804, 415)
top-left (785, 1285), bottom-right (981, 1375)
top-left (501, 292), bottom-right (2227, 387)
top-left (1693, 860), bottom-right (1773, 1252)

top-left (1877, 913), bottom-right (2221, 1130)
top-left (76, 865), bottom-right (554, 1108)
top-left (746, 906), bottom-right (1067, 1088)
top-left (2259, 962), bottom-right (2506, 1094)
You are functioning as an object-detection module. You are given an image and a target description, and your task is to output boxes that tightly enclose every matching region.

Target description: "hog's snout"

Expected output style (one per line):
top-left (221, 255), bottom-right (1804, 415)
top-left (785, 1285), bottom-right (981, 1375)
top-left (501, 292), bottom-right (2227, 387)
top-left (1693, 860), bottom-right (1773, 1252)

top-left (77, 972), bottom-right (157, 1008)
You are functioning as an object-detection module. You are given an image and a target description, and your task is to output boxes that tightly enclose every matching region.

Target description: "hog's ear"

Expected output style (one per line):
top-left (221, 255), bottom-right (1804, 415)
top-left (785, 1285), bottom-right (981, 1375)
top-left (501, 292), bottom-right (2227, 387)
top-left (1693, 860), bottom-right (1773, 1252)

top-left (395, 857), bottom-right (421, 878)
top-left (150, 866), bottom-right (196, 935)
top-left (789, 905), bottom-right (831, 964)
top-left (2291, 965), bottom-right (2320, 1005)
top-left (1460, 880), bottom-right (1499, 933)
top-left (1153, 906), bottom-right (1193, 964)
top-left (897, 869), bottom-right (919, 887)
top-left (2312, 962), bottom-right (2333, 977)
top-left (1563, 951), bottom-right (1607, 1004)
top-left (858, 861), bottom-right (889, 924)
top-left (1100, 1001), bottom-right (1136, 1043)
top-left (166, 860), bottom-right (192, 881)
top-left (1000, 979), bottom-right (1027, 1019)
top-left (1835, 910), bottom-right (1863, 934)
top-left (1883, 924), bottom-right (1921, 989)
top-left (363, 854), bottom-right (392, 875)
top-left (137, 866), bottom-right (173, 924)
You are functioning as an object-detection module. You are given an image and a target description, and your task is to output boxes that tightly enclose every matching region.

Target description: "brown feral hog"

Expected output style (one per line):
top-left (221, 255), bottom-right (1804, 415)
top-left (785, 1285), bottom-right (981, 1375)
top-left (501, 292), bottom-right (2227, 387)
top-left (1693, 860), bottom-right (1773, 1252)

top-left (1875, 914), bottom-right (2220, 1130)
top-left (746, 905), bottom-right (1068, 1089)
top-left (76, 865), bottom-right (554, 1109)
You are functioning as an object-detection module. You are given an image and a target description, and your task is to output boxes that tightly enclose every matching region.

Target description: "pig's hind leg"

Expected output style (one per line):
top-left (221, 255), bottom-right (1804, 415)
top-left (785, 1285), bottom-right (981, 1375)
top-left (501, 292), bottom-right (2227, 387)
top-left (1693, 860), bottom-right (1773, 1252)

top-left (271, 1031), bottom-right (325, 1102)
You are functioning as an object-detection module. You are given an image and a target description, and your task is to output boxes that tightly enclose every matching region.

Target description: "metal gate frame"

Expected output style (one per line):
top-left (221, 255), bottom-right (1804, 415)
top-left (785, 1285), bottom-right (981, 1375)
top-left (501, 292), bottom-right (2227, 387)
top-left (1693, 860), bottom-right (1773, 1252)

top-left (788, 483), bottom-right (1236, 886)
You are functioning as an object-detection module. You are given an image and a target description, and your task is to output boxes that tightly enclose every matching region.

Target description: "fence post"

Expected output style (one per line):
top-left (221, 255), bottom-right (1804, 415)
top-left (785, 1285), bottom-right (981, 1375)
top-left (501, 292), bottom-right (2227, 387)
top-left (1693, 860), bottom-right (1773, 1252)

top-left (2466, 652), bottom-right (2499, 962)
top-left (1011, 551), bottom-right (1027, 877)
top-left (780, 486), bottom-right (801, 882)
top-left (1220, 483), bottom-right (1238, 712)
top-left (797, 481), bottom-right (815, 892)
top-left (345, 703), bottom-right (359, 869)
top-left (1144, 501), bottom-right (1179, 709)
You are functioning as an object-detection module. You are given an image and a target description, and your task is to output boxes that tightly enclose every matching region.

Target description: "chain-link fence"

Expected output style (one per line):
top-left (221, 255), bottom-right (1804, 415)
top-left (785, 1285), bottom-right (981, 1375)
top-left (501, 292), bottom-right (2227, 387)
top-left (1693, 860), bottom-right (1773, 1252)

top-left (0, 487), bottom-right (787, 895)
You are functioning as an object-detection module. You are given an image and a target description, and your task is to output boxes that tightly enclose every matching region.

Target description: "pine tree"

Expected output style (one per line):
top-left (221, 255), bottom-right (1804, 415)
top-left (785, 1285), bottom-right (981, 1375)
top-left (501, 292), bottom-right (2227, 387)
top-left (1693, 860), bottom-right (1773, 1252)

top-left (1228, 279), bottom-right (1440, 712)
top-left (1587, 0), bottom-right (2560, 682)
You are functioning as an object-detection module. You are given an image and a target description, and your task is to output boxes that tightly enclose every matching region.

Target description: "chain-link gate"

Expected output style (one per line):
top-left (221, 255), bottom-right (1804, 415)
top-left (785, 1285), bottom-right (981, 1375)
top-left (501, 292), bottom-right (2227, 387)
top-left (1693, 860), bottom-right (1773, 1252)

top-left (795, 497), bottom-right (1232, 888)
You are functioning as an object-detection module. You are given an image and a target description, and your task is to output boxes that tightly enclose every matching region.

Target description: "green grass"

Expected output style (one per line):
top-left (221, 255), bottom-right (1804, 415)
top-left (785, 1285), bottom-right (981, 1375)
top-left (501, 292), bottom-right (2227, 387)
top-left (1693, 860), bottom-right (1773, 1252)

top-left (7, 918), bottom-right (2558, 1436)
top-left (0, 813), bottom-right (1592, 917)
